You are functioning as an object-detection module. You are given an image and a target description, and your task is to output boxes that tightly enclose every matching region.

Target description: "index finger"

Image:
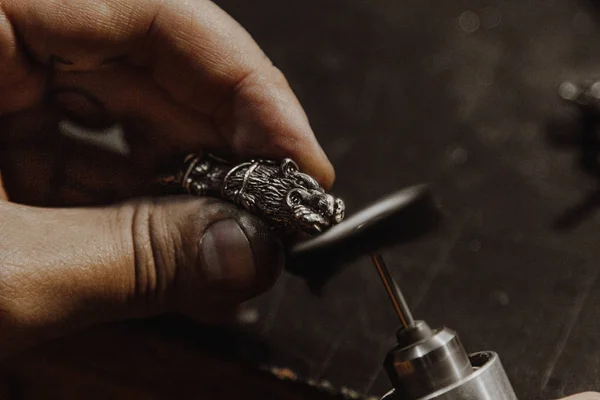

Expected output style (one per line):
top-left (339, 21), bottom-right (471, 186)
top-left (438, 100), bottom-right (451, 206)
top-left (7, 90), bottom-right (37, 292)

top-left (1, 0), bottom-right (335, 187)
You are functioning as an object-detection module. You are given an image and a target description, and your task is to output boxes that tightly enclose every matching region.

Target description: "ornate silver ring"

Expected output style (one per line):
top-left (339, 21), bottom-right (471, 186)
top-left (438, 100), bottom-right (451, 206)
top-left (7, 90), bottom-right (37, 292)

top-left (164, 154), bottom-right (345, 235)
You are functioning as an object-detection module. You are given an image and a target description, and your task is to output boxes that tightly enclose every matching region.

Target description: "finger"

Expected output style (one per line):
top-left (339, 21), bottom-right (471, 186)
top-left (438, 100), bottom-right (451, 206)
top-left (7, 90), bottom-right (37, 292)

top-left (0, 196), bottom-right (284, 358)
top-left (49, 66), bottom-right (229, 156)
top-left (0, 104), bottom-right (206, 207)
top-left (559, 393), bottom-right (600, 400)
top-left (0, 135), bottom-right (151, 206)
top-left (0, 172), bottom-right (7, 201)
top-left (2, 0), bottom-right (335, 187)
top-left (0, 107), bottom-right (149, 206)
top-left (0, 9), bottom-right (45, 114)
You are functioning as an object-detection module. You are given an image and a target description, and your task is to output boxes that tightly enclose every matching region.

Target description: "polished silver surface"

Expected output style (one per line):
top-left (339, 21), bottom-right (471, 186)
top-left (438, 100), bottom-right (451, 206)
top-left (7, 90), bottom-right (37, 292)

top-left (384, 322), bottom-right (473, 399)
top-left (381, 351), bottom-right (517, 400)
top-left (170, 154), bottom-right (345, 235)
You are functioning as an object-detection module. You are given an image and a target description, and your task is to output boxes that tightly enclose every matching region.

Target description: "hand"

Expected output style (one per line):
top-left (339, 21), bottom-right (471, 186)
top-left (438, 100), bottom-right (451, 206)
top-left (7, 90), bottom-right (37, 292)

top-left (0, 0), bottom-right (334, 359)
top-left (560, 394), bottom-right (600, 399)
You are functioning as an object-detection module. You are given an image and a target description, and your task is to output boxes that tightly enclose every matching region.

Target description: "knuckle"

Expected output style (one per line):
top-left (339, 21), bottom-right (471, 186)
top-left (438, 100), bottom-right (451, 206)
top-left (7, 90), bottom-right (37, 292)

top-left (130, 199), bottom-right (165, 302)
top-left (267, 64), bottom-right (289, 87)
top-left (235, 64), bottom-right (290, 94)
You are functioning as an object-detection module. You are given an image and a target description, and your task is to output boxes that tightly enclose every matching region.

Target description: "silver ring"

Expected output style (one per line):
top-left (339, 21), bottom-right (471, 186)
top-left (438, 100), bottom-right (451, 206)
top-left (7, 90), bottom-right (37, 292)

top-left (166, 154), bottom-right (345, 235)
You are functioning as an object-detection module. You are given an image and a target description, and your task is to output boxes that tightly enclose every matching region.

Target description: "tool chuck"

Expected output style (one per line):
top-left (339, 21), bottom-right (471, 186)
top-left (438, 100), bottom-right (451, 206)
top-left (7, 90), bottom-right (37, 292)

top-left (373, 254), bottom-right (517, 400)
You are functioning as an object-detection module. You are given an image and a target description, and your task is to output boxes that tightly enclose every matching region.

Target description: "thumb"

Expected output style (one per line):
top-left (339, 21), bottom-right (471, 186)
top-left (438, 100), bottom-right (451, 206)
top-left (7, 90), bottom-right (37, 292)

top-left (0, 196), bottom-right (283, 358)
top-left (559, 394), bottom-right (600, 400)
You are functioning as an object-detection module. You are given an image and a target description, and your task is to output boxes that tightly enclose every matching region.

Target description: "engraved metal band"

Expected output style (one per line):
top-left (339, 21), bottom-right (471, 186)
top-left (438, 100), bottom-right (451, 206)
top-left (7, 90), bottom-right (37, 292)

top-left (166, 154), bottom-right (346, 235)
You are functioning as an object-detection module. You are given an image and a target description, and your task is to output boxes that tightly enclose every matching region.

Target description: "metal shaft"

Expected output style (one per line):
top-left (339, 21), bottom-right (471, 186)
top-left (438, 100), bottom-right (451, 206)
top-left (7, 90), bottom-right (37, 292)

top-left (371, 253), bottom-right (415, 328)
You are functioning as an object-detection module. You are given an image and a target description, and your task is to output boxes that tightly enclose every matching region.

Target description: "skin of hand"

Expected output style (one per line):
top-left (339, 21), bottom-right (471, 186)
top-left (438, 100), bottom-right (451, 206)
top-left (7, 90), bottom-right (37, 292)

top-left (0, 3), bottom-right (597, 398)
top-left (0, 0), bottom-right (336, 359)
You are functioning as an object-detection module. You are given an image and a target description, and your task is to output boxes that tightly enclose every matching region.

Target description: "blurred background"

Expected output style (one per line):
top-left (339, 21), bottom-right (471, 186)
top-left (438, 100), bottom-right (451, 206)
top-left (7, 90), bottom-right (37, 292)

top-left (5, 0), bottom-right (600, 398)
top-left (234, 0), bottom-right (600, 397)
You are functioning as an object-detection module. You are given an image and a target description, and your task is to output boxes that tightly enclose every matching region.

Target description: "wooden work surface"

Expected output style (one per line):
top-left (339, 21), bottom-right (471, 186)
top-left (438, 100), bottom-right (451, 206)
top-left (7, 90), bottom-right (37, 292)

top-left (4, 0), bottom-right (600, 399)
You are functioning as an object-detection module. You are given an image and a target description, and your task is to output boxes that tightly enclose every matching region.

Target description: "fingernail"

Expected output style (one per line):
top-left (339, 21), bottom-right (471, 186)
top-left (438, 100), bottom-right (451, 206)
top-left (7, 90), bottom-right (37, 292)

top-left (201, 218), bottom-right (283, 291)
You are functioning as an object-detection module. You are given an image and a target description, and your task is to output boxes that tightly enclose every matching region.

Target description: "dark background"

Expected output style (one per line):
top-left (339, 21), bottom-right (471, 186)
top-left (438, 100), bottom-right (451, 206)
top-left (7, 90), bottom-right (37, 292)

top-left (4, 0), bottom-right (600, 399)
top-left (233, 0), bottom-right (600, 398)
